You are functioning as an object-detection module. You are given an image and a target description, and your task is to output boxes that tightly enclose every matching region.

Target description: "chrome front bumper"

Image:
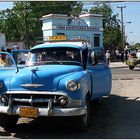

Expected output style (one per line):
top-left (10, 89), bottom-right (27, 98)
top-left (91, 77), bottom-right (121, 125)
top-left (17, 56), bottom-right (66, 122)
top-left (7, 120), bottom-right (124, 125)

top-left (0, 105), bottom-right (86, 117)
top-left (0, 91), bottom-right (86, 117)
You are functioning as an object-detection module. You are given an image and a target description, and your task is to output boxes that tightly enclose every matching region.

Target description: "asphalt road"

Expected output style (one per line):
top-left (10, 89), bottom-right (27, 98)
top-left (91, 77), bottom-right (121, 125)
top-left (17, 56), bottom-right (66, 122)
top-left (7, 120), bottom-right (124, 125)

top-left (0, 66), bottom-right (140, 139)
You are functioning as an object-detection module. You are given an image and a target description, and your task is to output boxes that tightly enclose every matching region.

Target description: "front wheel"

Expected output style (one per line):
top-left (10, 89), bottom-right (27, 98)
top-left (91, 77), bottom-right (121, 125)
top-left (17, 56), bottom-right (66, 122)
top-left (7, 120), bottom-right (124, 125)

top-left (75, 96), bottom-right (90, 131)
top-left (129, 65), bottom-right (134, 70)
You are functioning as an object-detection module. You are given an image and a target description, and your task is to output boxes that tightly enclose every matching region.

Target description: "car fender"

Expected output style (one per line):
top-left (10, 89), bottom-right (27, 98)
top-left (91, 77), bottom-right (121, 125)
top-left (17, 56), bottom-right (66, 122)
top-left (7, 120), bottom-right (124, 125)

top-left (57, 70), bottom-right (92, 100)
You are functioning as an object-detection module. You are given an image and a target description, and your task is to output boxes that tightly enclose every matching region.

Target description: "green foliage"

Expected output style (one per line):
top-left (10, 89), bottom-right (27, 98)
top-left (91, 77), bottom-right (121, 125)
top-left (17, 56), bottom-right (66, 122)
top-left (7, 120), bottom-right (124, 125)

top-left (0, 1), bottom-right (80, 49)
top-left (70, 2), bottom-right (83, 17)
top-left (0, 2), bottom-right (124, 51)
top-left (134, 43), bottom-right (140, 49)
top-left (89, 2), bottom-right (121, 50)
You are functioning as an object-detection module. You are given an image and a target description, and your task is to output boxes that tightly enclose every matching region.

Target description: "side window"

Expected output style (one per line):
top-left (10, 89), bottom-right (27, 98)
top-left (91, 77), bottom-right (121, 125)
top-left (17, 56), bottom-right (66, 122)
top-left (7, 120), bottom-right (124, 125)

top-left (0, 53), bottom-right (14, 67)
top-left (94, 34), bottom-right (100, 47)
top-left (89, 48), bottom-right (105, 66)
top-left (96, 49), bottom-right (104, 64)
top-left (82, 49), bottom-right (88, 70)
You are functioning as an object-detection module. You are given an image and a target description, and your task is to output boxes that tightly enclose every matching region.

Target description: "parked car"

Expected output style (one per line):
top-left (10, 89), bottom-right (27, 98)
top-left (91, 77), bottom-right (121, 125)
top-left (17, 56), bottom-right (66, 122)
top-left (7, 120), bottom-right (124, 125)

top-left (0, 36), bottom-right (112, 131)
top-left (125, 48), bottom-right (140, 70)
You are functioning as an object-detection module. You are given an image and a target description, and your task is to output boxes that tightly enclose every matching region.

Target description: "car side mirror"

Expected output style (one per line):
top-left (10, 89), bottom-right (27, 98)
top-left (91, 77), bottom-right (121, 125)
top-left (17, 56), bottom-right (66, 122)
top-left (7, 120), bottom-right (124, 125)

top-left (90, 51), bottom-right (95, 65)
top-left (90, 51), bottom-right (98, 65)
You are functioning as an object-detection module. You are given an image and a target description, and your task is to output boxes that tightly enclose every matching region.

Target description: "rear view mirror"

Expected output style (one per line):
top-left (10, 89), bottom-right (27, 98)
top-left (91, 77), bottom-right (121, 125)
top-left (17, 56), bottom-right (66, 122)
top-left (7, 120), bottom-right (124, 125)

top-left (90, 50), bottom-right (98, 65)
top-left (90, 51), bottom-right (95, 65)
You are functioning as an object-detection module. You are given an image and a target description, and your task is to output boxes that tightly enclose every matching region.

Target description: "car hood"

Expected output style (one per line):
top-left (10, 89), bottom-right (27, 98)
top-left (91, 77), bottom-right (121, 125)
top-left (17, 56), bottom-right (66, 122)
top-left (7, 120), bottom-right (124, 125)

top-left (10, 65), bottom-right (83, 91)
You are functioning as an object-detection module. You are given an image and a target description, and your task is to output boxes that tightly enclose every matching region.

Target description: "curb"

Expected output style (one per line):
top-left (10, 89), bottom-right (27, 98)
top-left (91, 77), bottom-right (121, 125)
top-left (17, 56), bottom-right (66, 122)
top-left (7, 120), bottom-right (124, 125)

top-left (110, 62), bottom-right (128, 68)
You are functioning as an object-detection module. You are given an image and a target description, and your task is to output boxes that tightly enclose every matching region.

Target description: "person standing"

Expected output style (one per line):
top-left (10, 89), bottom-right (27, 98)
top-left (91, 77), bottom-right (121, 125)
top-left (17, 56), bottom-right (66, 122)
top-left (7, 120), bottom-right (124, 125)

top-left (105, 50), bottom-right (110, 65)
top-left (115, 49), bottom-right (119, 61)
top-left (124, 50), bottom-right (128, 61)
top-left (121, 51), bottom-right (124, 63)
top-left (0, 54), bottom-right (7, 66)
top-left (136, 49), bottom-right (140, 59)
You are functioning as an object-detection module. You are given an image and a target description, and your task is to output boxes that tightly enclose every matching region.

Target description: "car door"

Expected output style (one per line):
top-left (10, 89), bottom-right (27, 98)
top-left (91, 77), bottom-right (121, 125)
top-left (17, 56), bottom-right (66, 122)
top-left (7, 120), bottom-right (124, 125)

top-left (87, 47), bottom-right (112, 100)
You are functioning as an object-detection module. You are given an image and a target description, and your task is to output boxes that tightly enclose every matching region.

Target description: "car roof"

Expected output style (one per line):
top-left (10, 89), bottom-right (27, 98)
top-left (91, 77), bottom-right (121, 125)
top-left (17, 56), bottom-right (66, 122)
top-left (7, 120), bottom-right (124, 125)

top-left (31, 41), bottom-right (91, 51)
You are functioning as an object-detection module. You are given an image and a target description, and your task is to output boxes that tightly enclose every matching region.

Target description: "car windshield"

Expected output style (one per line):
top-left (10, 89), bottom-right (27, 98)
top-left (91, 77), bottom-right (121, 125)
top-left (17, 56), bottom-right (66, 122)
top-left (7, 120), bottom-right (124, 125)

top-left (129, 49), bottom-right (137, 54)
top-left (0, 52), bottom-right (15, 67)
top-left (26, 47), bottom-right (81, 66)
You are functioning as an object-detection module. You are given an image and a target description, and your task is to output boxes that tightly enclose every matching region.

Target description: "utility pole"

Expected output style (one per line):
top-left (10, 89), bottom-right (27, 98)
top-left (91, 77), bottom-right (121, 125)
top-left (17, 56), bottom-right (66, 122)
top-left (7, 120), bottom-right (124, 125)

top-left (124, 21), bottom-right (131, 45)
top-left (117, 6), bottom-right (126, 49)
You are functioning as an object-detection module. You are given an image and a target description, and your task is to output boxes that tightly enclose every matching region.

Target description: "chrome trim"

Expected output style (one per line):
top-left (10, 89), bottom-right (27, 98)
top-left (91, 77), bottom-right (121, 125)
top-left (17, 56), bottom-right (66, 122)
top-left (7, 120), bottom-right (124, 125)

top-left (13, 98), bottom-right (50, 103)
top-left (0, 105), bottom-right (86, 116)
top-left (4, 91), bottom-right (83, 107)
top-left (5, 91), bottom-right (66, 95)
top-left (20, 84), bottom-right (44, 88)
top-left (0, 67), bottom-right (16, 70)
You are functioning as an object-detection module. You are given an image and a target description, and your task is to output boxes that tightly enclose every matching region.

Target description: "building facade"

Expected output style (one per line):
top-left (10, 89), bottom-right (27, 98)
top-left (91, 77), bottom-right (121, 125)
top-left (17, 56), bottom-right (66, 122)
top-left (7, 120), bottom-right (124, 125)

top-left (40, 13), bottom-right (103, 47)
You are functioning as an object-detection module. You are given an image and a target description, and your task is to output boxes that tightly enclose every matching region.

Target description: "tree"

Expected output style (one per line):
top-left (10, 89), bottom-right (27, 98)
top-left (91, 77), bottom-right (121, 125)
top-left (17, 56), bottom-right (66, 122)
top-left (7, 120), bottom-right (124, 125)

top-left (70, 2), bottom-right (83, 17)
top-left (0, 1), bottom-right (81, 49)
top-left (134, 43), bottom-right (140, 49)
top-left (89, 2), bottom-right (121, 51)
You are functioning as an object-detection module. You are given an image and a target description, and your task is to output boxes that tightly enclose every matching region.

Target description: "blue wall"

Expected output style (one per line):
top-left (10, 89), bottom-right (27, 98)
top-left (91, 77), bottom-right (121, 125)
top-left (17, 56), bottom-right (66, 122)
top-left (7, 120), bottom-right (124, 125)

top-left (40, 13), bottom-right (103, 47)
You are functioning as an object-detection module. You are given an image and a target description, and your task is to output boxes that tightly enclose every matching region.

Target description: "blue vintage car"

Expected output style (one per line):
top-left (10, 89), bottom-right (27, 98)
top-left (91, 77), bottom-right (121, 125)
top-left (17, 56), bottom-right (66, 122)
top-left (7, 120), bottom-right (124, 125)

top-left (0, 38), bottom-right (112, 131)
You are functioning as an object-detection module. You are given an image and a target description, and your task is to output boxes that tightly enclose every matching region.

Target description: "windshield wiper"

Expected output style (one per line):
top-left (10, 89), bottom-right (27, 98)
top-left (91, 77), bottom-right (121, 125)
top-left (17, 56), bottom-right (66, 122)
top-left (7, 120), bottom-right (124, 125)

top-left (47, 57), bottom-right (63, 64)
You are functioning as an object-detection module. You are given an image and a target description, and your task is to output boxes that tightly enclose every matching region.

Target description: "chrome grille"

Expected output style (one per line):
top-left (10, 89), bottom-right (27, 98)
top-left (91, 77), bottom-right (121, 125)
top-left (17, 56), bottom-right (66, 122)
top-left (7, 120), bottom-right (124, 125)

top-left (4, 93), bottom-right (64, 107)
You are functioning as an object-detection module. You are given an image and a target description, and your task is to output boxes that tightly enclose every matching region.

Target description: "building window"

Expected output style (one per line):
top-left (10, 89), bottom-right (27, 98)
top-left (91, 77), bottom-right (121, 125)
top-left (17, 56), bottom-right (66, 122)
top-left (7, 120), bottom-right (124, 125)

top-left (94, 34), bottom-right (100, 47)
top-left (57, 33), bottom-right (65, 35)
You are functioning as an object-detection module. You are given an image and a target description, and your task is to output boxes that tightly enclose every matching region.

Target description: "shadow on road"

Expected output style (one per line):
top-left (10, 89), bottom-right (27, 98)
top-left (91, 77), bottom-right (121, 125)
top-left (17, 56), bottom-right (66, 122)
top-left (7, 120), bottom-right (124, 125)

top-left (1, 94), bottom-right (140, 139)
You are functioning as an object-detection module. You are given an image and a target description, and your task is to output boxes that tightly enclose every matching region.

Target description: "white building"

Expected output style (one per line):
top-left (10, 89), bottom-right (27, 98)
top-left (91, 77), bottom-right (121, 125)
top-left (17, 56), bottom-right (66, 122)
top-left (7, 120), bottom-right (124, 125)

top-left (40, 13), bottom-right (103, 47)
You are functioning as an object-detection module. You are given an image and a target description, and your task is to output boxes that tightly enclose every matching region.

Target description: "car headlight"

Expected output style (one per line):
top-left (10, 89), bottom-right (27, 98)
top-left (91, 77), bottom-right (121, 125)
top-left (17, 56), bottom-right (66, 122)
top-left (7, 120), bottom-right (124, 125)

top-left (0, 95), bottom-right (9, 105)
top-left (67, 80), bottom-right (80, 92)
top-left (58, 96), bottom-right (68, 106)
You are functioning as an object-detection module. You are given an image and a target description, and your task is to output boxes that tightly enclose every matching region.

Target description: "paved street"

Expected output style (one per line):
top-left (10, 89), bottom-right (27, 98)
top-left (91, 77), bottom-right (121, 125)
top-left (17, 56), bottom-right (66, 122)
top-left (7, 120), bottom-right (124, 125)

top-left (1, 62), bottom-right (140, 139)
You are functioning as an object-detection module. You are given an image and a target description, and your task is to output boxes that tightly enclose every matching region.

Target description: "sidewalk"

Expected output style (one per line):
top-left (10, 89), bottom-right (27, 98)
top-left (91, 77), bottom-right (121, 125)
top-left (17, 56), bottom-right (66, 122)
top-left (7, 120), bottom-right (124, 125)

top-left (109, 62), bottom-right (128, 68)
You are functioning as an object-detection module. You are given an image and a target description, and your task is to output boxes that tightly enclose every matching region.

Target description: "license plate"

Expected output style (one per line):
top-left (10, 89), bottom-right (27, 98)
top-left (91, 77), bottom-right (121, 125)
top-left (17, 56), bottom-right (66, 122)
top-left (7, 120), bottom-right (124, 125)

top-left (19, 107), bottom-right (38, 118)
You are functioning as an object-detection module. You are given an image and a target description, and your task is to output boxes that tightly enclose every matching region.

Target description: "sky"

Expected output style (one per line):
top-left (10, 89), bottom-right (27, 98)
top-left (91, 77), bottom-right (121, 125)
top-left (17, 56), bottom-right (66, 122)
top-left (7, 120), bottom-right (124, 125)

top-left (0, 1), bottom-right (140, 45)
top-left (0, 2), bottom-right (13, 10)
top-left (110, 2), bottom-right (140, 45)
top-left (84, 1), bottom-right (140, 45)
